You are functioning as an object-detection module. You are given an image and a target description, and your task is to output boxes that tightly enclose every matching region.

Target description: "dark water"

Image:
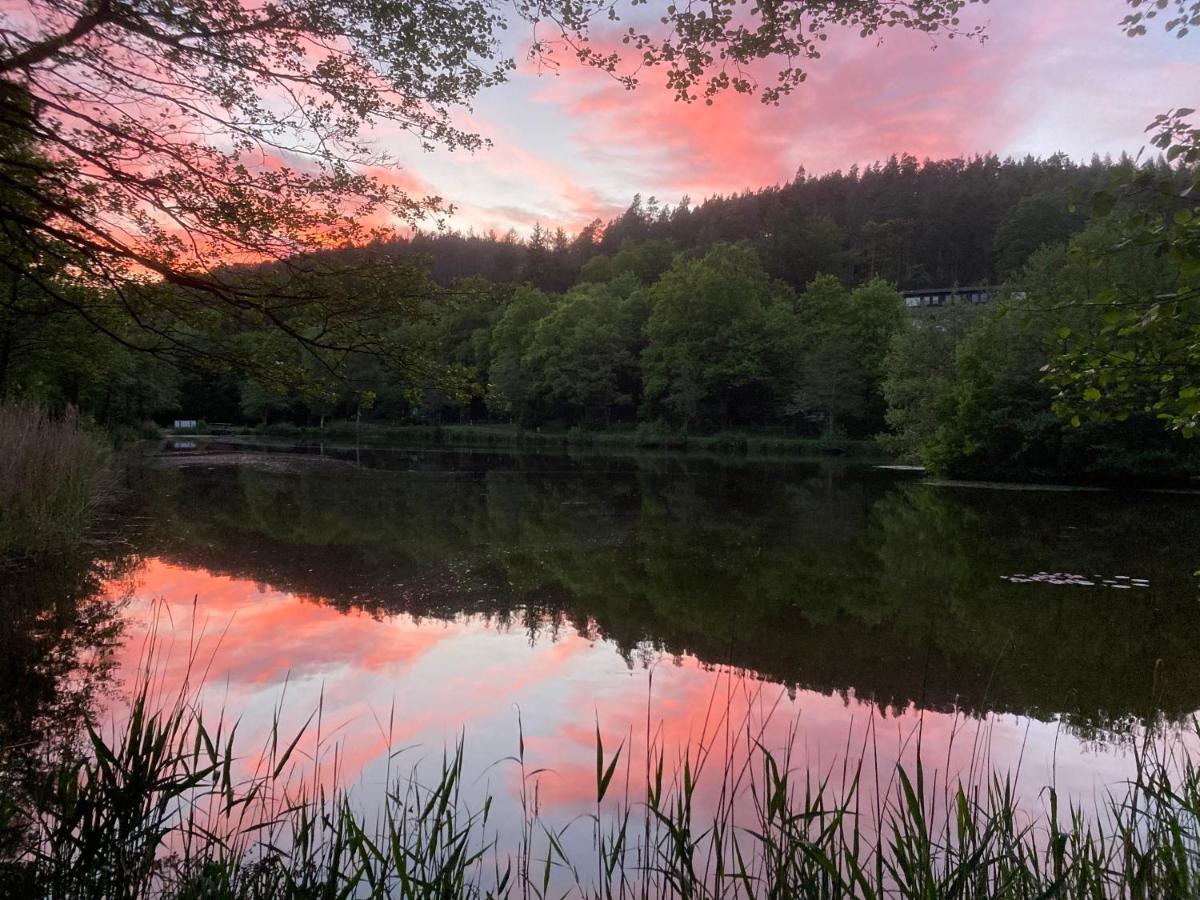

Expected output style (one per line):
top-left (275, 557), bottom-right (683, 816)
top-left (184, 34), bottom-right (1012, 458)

top-left (7, 439), bottom-right (1200, 841)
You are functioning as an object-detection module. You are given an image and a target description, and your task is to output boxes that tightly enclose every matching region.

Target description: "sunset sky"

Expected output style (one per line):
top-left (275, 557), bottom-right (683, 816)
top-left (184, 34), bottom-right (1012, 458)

top-left (387, 0), bottom-right (1197, 235)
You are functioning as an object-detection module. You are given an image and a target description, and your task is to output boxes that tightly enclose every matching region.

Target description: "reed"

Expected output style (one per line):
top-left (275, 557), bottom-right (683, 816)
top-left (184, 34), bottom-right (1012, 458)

top-left (0, 404), bottom-right (113, 564)
top-left (2, 668), bottom-right (1198, 898)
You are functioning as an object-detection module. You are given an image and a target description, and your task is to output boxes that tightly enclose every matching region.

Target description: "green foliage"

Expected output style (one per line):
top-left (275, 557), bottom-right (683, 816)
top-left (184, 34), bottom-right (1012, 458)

top-left (992, 190), bottom-right (1080, 277)
top-left (525, 278), bottom-right (643, 425)
top-left (762, 214), bottom-right (850, 289)
top-left (0, 0), bottom-right (1183, 466)
top-left (0, 0), bottom-right (995, 400)
top-left (642, 244), bottom-right (802, 429)
top-left (918, 305), bottom-right (1066, 479)
top-left (791, 275), bottom-right (905, 436)
top-left (882, 235), bottom-right (1199, 480)
top-left (1, 137), bottom-right (1167, 462)
top-left (486, 285), bottom-right (556, 422)
top-left (580, 239), bottom-right (678, 286)
top-left (882, 305), bottom-right (984, 463)
top-left (1045, 111), bottom-right (1200, 436)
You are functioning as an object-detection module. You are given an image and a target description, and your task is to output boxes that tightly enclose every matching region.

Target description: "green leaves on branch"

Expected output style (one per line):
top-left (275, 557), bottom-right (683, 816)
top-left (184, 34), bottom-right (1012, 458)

top-left (1044, 109), bottom-right (1200, 437)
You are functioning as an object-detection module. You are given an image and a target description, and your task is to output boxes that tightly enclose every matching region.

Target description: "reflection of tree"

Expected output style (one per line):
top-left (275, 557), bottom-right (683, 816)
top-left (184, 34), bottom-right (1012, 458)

top-left (131, 450), bottom-right (1200, 729)
top-left (868, 485), bottom-right (1200, 726)
top-left (0, 546), bottom-right (134, 856)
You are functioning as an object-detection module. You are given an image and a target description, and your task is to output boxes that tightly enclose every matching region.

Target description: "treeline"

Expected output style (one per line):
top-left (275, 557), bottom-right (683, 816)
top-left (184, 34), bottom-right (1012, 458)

top-left (220, 242), bottom-right (904, 441)
top-left (3, 151), bottom-right (1196, 480)
top-left (303, 232), bottom-right (1200, 480)
top-left (397, 153), bottom-right (1135, 292)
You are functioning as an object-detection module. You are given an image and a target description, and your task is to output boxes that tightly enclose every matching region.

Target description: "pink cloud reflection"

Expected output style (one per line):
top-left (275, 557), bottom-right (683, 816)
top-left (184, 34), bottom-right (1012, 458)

top-left (94, 556), bottom-right (1183, 851)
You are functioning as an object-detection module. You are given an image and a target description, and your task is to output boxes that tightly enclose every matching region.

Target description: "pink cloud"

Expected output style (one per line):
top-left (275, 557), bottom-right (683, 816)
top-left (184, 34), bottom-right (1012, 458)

top-left (529, 18), bottom-right (1040, 200)
top-left (391, 0), bottom-right (1196, 234)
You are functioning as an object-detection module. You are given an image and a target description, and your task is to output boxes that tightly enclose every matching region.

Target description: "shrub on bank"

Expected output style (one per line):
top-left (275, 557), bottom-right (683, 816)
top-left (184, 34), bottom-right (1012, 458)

top-left (0, 405), bottom-right (112, 563)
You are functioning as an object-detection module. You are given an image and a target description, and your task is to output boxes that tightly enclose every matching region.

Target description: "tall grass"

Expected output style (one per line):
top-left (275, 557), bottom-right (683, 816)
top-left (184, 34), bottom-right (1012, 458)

top-left (0, 404), bottom-right (113, 563)
top-left (2, 667), bottom-right (1199, 898)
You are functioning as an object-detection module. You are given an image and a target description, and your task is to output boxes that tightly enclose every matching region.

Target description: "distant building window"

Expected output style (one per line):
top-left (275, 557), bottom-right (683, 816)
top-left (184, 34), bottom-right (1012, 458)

top-left (905, 296), bottom-right (920, 307)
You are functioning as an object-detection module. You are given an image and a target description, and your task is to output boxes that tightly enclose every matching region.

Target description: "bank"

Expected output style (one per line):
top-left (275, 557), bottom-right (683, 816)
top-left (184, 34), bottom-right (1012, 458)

top-left (226, 421), bottom-right (882, 458)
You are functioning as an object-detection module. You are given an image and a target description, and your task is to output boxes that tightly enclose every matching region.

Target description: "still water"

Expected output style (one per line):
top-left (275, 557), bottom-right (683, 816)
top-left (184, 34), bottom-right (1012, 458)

top-left (7, 440), bottom-right (1200, 856)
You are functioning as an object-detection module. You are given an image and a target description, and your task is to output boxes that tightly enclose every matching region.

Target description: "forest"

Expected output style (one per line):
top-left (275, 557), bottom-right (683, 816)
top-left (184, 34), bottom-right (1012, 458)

top-left (2, 150), bottom-right (1197, 481)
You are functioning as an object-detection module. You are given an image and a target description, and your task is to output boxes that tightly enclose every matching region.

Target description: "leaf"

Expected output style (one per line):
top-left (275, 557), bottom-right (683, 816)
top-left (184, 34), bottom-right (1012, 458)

top-left (594, 724), bottom-right (624, 804)
top-left (1083, 387), bottom-right (1102, 402)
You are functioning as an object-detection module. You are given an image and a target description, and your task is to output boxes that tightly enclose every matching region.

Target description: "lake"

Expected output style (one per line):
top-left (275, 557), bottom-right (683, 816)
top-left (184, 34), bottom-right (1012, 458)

top-left (6, 439), bottom-right (1200, 883)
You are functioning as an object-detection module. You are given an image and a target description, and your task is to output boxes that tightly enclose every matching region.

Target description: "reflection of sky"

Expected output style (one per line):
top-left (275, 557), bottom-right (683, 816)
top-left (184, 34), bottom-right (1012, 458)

top-left (98, 556), bottom-right (1185, 873)
top-left (377, 0), bottom-right (1200, 233)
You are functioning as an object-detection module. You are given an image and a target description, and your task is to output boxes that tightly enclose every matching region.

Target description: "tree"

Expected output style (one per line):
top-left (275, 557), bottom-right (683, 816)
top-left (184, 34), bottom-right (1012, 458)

top-left (882, 238), bottom-right (1198, 480)
top-left (790, 275), bottom-right (904, 436)
top-left (580, 239), bottom-right (677, 287)
top-left (1036, 4), bottom-right (1200, 438)
top-left (486, 285), bottom-right (555, 422)
top-left (524, 277), bottom-right (641, 425)
top-left (993, 192), bottom-right (1081, 277)
top-left (762, 214), bottom-right (851, 290)
top-left (881, 304), bottom-right (983, 463)
top-left (790, 275), bottom-right (854, 434)
top-left (642, 243), bottom-right (800, 429)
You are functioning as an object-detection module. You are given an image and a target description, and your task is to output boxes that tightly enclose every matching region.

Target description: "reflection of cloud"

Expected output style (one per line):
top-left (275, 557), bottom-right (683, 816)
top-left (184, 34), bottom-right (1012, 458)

top-left (119, 559), bottom-right (454, 691)
top-left (102, 559), bottom-right (601, 789)
top-left (97, 557), bottom-right (1180, 849)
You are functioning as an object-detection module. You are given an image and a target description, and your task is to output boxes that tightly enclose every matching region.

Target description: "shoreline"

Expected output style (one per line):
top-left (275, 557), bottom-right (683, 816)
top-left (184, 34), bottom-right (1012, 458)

top-left (164, 422), bottom-right (884, 461)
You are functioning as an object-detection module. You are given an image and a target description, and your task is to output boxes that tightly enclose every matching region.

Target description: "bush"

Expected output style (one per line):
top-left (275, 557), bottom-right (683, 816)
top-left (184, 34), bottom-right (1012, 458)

top-left (634, 421), bottom-right (688, 449)
top-left (565, 425), bottom-right (594, 446)
top-left (707, 432), bottom-right (749, 454)
top-left (258, 422), bottom-right (303, 437)
top-left (0, 405), bottom-right (113, 563)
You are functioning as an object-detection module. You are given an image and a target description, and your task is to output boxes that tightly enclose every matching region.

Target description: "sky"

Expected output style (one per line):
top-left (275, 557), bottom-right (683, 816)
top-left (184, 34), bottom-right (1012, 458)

top-left (381, 0), bottom-right (1199, 236)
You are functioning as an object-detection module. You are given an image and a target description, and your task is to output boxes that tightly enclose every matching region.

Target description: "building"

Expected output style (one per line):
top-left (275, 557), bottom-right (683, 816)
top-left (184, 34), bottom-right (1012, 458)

top-left (902, 286), bottom-right (992, 311)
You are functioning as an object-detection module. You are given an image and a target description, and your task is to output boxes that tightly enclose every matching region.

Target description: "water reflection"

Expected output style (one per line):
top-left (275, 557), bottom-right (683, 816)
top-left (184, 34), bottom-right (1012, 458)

top-left (8, 442), bottom-right (1200, 855)
top-left (0, 546), bottom-right (133, 860)
top-left (95, 560), bottom-right (1164, 864)
top-left (129, 443), bottom-right (1200, 727)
